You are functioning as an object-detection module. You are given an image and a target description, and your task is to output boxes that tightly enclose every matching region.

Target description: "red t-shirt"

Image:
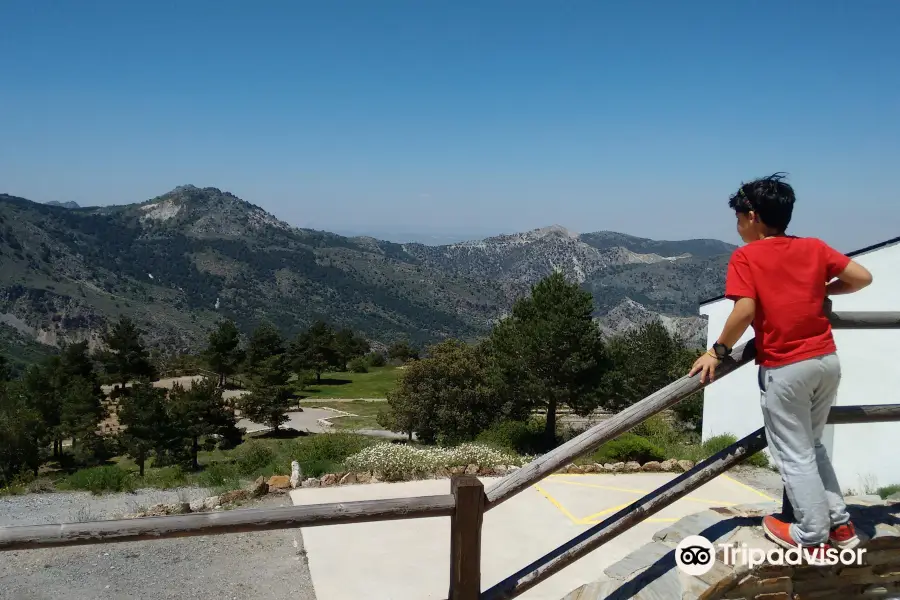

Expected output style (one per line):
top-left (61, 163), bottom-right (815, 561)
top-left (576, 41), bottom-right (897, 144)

top-left (724, 236), bottom-right (851, 367)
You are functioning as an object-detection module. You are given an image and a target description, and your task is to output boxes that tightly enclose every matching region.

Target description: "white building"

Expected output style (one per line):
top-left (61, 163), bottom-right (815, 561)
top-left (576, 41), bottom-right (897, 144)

top-left (699, 236), bottom-right (900, 496)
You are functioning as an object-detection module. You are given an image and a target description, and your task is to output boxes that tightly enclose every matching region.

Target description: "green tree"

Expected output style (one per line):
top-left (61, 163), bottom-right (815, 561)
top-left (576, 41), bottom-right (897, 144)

top-left (245, 322), bottom-right (285, 375)
top-left (117, 380), bottom-right (170, 476)
top-left (486, 272), bottom-right (610, 442)
top-left (169, 377), bottom-right (240, 470)
top-left (203, 320), bottom-right (245, 386)
top-left (600, 320), bottom-right (692, 412)
top-left (333, 327), bottom-right (370, 371)
top-left (238, 354), bottom-right (293, 432)
top-left (58, 342), bottom-right (106, 454)
top-left (21, 359), bottom-right (64, 457)
top-left (290, 321), bottom-right (339, 383)
top-left (0, 379), bottom-right (46, 484)
top-left (102, 316), bottom-right (156, 390)
top-left (379, 339), bottom-right (506, 444)
top-left (387, 339), bottom-right (419, 363)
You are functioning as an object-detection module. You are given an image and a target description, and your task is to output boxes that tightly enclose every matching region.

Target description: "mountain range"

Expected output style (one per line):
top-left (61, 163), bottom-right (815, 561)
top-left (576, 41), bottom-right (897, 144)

top-left (0, 186), bottom-right (735, 369)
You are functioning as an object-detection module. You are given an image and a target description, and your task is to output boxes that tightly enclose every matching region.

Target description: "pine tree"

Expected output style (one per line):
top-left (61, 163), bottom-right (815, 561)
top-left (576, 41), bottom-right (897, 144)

top-left (333, 328), bottom-right (370, 371)
top-left (117, 380), bottom-right (170, 476)
top-left (238, 354), bottom-right (293, 432)
top-left (203, 320), bottom-right (245, 386)
top-left (290, 321), bottom-right (339, 383)
top-left (486, 272), bottom-right (610, 442)
top-left (245, 322), bottom-right (285, 375)
top-left (102, 317), bottom-right (155, 390)
top-left (0, 379), bottom-right (46, 484)
top-left (170, 377), bottom-right (240, 470)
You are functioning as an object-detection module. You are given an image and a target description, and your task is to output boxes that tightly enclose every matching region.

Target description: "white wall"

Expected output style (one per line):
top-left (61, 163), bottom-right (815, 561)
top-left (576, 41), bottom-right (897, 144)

top-left (700, 240), bottom-right (900, 495)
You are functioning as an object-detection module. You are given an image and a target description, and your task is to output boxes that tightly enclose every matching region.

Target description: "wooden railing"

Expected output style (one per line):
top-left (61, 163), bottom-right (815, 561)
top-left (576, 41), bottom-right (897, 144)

top-left (2, 310), bottom-right (899, 600)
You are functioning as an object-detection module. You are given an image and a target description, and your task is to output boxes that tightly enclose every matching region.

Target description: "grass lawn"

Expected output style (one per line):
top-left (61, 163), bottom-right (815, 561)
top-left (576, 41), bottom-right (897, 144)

top-left (295, 366), bottom-right (401, 399)
top-left (300, 400), bottom-right (385, 431)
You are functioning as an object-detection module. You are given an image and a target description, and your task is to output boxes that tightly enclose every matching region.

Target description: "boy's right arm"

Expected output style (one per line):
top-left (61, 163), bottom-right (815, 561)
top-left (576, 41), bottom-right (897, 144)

top-left (827, 260), bottom-right (873, 295)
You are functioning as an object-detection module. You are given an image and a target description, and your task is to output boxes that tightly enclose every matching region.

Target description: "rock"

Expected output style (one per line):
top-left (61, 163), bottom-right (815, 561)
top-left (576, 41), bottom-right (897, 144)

top-left (290, 460), bottom-right (302, 489)
top-left (144, 503), bottom-right (168, 517)
top-left (301, 477), bottom-right (320, 488)
top-left (624, 461), bottom-right (641, 472)
top-left (887, 492), bottom-right (900, 503)
top-left (593, 463), bottom-right (608, 473)
top-left (248, 476), bottom-right (268, 497)
top-left (493, 465), bottom-right (508, 476)
top-left (478, 465), bottom-right (494, 476)
top-left (660, 459), bottom-right (677, 472)
top-left (267, 475), bottom-right (291, 490)
top-left (189, 499), bottom-right (205, 512)
top-left (171, 502), bottom-right (191, 515)
top-left (677, 459), bottom-right (695, 472)
top-left (465, 464), bottom-right (479, 475)
top-left (567, 464), bottom-right (584, 474)
top-left (340, 472), bottom-right (357, 485)
top-left (507, 465), bottom-right (519, 472)
top-left (449, 466), bottom-right (465, 476)
top-left (321, 473), bottom-right (337, 487)
top-left (202, 496), bottom-right (221, 511)
top-left (220, 489), bottom-right (249, 504)
top-left (435, 467), bottom-right (451, 478)
top-left (610, 462), bottom-right (625, 472)
top-left (356, 471), bottom-right (372, 483)
top-left (373, 471), bottom-right (386, 481)
top-left (641, 461), bottom-right (663, 472)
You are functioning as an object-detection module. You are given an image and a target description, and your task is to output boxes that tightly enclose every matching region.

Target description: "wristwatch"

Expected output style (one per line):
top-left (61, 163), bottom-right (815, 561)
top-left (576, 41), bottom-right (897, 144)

top-left (711, 342), bottom-right (732, 360)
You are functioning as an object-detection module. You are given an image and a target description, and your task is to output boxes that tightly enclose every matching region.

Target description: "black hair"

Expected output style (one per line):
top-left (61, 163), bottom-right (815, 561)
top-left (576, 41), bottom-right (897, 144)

top-left (727, 172), bottom-right (795, 233)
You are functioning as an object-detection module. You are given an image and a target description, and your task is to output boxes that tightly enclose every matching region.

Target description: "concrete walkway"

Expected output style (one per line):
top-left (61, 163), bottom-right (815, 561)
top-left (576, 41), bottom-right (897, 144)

top-left (289, 472), bottom-right (777, 600)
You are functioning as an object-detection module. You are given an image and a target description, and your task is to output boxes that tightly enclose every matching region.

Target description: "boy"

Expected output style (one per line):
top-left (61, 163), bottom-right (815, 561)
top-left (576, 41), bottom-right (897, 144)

top-left (689, 173), bottom-right (873, 554)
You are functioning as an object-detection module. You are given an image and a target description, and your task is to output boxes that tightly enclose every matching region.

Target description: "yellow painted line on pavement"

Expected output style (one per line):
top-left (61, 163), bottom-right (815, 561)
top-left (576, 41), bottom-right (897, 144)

top-left (532, 484), bottom-right (583, 525)
top-left (722, 474), bottom-right (776, 501)
top-left (546, 478), bottom-right (737, 507)
top-left (579, 503), bottom-right (633, 522)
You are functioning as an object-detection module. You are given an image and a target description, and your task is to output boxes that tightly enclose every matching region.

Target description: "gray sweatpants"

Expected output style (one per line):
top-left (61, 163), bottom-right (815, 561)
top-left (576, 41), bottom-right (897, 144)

top-left (758, 352), bottom-right (851, 545)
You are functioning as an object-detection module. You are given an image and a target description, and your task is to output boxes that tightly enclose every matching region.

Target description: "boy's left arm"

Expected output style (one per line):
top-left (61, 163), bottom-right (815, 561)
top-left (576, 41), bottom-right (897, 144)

top-left (689, 252), bottom-right (756, 383)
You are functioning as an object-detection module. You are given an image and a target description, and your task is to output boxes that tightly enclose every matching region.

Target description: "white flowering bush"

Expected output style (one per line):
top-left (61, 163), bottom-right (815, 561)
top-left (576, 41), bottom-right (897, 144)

top-left (344, 442), bottom-right (528, 481)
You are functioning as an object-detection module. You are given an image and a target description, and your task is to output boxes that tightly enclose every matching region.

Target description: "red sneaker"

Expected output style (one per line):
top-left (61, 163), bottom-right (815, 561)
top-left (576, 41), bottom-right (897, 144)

top-left (762, 515), bottom-right (834, 565)
top-left (829, 521), bottom-right (860, 549)
top-left (763, 515), bottom-right (801, 549)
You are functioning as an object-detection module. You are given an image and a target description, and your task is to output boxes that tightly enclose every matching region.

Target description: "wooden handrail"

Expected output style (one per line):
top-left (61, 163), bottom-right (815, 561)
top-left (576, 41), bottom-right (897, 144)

top-left (828, 310), bottom-right (900, 329)
top-left (482, 403), bottom-right (900, 599)
top-left (0, 494), bottom-right (455, 551)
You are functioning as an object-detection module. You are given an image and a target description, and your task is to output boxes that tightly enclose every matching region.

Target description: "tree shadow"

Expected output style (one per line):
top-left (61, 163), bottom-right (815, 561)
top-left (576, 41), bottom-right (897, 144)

top-left (308, 377), bottom-right (353, 387)
top-left (255, 428), bottom-right (309, 440)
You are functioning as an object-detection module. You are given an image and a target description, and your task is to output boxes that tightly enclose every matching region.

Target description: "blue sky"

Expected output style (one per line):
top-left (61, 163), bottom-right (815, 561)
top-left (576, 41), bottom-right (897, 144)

top-left (1, 1), bottom-right (897, 251)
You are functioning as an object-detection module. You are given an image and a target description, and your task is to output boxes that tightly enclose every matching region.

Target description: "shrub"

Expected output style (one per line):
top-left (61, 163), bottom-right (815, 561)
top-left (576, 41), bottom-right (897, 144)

top-left (348, 357), bottom-right (368, 373)
top-left (141, 466), bottom-right (189, 489)
top-left (476, 419), bottom-right (555, 455)
top-left (877, 484), bottom-right (900, 499)
top-left (291, 433), bottom-right (374, 477)
top-left (234, 440), bottom-right (278, 476)
top-left (196, 462), bottom-right (241, 489)
top-left (366, 352), bottom-right (386, 368)
top-left (701, 433), bottom-right (769, 468)
top-left (589, 433), bottom-right (665, 464)
top-left (62, 466), bottom-right (134, 495)
top-left (344, 442), bottom-right (526, 481)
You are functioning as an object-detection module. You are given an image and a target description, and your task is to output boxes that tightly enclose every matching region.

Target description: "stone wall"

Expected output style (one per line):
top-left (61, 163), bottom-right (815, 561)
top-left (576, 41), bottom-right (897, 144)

top-left (563, 497), bottom-right (900, 600)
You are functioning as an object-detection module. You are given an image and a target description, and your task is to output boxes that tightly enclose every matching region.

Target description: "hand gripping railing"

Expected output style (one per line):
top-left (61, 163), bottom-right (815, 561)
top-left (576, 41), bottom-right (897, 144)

top-left (2, 311), bottom-right (899, 600)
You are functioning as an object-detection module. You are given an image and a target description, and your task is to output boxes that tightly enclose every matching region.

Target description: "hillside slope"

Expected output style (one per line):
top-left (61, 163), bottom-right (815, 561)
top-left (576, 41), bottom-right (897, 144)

top-left (0, 187), bottom-right (733, 360)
